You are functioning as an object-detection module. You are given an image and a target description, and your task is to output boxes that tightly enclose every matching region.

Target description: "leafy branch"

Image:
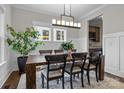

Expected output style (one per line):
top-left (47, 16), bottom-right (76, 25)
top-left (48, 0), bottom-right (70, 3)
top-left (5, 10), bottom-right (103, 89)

top-left (6, 25), bottom-right (44, 56)
top-left (61, 40), bottom-right (74, 51)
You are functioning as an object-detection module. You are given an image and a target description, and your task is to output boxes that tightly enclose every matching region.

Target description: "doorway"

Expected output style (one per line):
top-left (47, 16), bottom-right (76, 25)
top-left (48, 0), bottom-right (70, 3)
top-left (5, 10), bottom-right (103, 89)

top-left (88, 15), bottom-right (103, 55)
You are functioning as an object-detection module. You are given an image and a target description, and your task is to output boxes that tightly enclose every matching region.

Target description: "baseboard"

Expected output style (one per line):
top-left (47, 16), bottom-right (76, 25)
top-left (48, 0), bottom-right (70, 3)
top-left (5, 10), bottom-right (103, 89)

top-left (105, 72), bottom-right (124, 83)
top-left (105, 68), bottom-right (124, 78)
top-left (0, 70), bottom-right (12, 88)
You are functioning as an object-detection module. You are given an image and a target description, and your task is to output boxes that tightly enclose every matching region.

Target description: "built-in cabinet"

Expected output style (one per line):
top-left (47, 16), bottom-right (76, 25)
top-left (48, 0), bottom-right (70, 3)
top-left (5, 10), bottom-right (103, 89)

top-left (89, 26), bottom-right (100, 42)
top-left (104, 32), bottom-right (124, 78)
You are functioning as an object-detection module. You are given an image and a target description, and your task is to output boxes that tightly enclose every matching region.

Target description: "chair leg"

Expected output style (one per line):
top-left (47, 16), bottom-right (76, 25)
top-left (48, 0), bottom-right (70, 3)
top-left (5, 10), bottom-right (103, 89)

top-left (95, 66), bottom-right (99, 82)
top-left (47, 79), bottom-right (49, 89)
top-left (73, 74), bottom-right (75, 79)
top-left (81, 71), bottom-right (84, 87)
top-left (77, 74), bottom-right (80, 78)
top-left (57, 79), bottom-right (59, 84)
top-left (70, 74), bottom-right (73, 89)
top-left (62, 77), bottom-right (65, 89)
top-left (41, 73), bottom-right (44, 88)
top-left (87, 70), bottom-right (90, 85)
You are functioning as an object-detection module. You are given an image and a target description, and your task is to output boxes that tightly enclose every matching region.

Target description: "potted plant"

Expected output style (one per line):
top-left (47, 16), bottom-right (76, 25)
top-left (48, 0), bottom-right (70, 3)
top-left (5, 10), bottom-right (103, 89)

top-left (61, 40), bottom-right (74, 58)
top-left (61, 40), bottom-right (74, 51)
top-left (6, 25), bottom-right (44, 74)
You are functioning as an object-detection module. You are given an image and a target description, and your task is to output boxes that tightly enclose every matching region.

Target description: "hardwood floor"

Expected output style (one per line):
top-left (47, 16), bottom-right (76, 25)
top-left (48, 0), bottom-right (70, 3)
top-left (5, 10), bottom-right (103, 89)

top-left (1, 71), bottom-right (21, 89)
top-left (1, 71), bottom-right (124, 89)
top-left (105, 72), bottom-right (124, 83)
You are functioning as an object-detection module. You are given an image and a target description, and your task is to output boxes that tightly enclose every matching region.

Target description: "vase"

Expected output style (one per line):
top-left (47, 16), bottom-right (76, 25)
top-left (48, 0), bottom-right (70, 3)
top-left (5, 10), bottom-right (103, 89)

top-left (17, 56), bottom-right (28, 74)
top-left (67, 49), bottom-right (72, 59)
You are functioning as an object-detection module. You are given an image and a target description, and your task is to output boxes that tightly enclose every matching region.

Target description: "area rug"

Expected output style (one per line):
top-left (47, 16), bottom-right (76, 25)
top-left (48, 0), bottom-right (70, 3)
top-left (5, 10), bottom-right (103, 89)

top-left (17, 71), bottom-right (124, 89)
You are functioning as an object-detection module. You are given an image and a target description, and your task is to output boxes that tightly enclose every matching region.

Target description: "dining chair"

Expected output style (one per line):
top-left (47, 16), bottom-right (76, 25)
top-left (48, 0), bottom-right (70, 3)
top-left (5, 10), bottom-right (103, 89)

top-left (39, 50), bottom-right (53, 55)
top-left (84, 52), bottom-right (101, 85)
top-left (71, 49), bottom-right (79, 78)
top-left (65, 52), bottom-right (87, 89)
top-left (37, 50), bottom-right (53, 71)
top-left (54, 49), bottom-right (64, 54)
top-left (54, 49), bottom-right (64, 83)
top-left (41, 54), bottom-right (67, 89)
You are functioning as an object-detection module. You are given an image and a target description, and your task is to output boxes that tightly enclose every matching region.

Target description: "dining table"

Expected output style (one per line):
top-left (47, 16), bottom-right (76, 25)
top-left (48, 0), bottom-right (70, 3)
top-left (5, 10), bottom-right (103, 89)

top-left (25, 54), bottom-right (105, 89)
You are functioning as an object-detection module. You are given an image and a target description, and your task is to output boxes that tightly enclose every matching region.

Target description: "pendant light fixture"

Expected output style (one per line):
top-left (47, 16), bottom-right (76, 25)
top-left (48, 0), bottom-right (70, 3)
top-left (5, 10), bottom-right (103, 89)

top-left (52, 4), bottom-right (81, 29)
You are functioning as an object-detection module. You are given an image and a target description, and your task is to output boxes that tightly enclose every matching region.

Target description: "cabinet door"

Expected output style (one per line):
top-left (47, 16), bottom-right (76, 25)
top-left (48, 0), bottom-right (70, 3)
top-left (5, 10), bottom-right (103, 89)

top-left (89, 26), bottom-right (100, 42)
top-left (119, 36), bottom-right (124, 73)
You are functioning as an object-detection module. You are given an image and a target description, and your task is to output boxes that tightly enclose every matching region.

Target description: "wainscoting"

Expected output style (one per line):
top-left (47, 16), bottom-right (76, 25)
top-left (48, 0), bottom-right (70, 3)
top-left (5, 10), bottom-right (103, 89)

top-left (103, 32), bottom-right (124, 78)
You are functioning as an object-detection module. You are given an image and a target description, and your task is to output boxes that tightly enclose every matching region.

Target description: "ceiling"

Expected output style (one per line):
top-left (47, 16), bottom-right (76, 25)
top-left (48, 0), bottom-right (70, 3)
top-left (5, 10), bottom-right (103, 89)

top-left (12, 4), bottom-right (104, 19)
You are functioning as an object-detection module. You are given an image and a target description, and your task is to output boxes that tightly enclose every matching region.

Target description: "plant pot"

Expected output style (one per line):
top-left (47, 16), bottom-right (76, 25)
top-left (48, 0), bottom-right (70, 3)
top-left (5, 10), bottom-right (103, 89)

top-left (67, 49), bottom-right (72, 59)
top-left (17, 56), bottom-right (28, 74)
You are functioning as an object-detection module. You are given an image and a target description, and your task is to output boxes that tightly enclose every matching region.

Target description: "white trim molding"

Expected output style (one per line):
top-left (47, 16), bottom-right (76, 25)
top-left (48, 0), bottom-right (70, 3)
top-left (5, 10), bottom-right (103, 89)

top-left (79, 4), bottom-right (108, 20)
top-left (104, 32), bottom-right (124, 38)
top-left (0, 69), bottom-right (12, 88)
top-left (0, 61), bottom-right (6, 66)
top-left (0, 5), bottom-right (5, 13)
top-left (34, 26), bottom-right (52, 42)
top-left (53, 28), bottom-right (67, 42)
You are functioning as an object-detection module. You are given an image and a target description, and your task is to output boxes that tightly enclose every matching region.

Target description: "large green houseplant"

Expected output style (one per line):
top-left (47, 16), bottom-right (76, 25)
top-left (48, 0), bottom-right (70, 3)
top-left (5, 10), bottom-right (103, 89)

top-left (6, 25), bottom-right (44, 74)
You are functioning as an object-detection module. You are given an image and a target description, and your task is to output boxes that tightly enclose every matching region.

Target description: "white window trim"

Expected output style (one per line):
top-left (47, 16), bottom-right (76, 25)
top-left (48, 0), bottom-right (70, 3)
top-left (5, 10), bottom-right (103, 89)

top-left (0, 6), bottom-right (5, 64)
top-left (34, 26), bottom-right (51, 42)
top-left (53, 28), bottom-right (67, 42)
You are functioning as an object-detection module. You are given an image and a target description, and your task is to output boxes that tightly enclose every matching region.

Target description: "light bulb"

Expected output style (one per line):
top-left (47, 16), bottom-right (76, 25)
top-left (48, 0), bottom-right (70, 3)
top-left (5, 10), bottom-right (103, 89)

top-left (78, 23), bottom-right (81, 27)
top-left (57, 20), bottom-right (61, 25)
top-left (66, 22), bottom-right (69, 26)
top-left (52, 19), bottom-right (56, 24)
top-left (70, 21), bottom-right (73, 26)
top-left (74, 23), bottom-right (77, 27)
top-left (62, 20), bottom-right (65, 25)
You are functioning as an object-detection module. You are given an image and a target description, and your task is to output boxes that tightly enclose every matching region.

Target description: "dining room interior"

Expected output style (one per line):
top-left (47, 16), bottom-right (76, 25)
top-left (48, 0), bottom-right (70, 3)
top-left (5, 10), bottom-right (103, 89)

top-left (0, 4), bottom-right (124, 89)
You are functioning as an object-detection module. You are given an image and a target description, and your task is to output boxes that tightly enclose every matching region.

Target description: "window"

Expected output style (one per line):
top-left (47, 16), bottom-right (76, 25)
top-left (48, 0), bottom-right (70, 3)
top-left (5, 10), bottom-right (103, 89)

top-left (53, 28), bottom-right (66, 42)
top-left (0, 6), bottom-right (5, 64)
top-left (34, 26), bottom-right (51, 41)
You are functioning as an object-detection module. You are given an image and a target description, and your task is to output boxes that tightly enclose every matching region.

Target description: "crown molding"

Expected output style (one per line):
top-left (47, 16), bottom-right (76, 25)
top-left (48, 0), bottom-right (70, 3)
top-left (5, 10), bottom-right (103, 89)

top-left (78, 4), bottom-right (108, 20)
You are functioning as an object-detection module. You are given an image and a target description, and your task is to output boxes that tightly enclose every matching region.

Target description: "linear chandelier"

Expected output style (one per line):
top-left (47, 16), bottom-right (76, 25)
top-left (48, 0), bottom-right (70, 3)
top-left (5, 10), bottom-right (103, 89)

top-left (52, 4), bottom-right (81, 29)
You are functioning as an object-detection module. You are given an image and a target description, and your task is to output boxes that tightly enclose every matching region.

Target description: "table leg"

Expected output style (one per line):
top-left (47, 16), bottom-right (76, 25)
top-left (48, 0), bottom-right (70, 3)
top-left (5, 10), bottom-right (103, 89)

top-left (26, 64), bottom-right (36, 89)
top-left (99, 55), bottom-right (105, 80)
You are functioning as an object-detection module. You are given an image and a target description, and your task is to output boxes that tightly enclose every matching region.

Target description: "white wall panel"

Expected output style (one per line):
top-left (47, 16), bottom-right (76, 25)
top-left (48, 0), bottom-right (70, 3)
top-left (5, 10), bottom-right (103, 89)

top-left (119, 36), bottom-right (124, 73)
top-left (104, 37), bottom-right (119, 72)
top-left (104, 32), bottom-right (124, 77)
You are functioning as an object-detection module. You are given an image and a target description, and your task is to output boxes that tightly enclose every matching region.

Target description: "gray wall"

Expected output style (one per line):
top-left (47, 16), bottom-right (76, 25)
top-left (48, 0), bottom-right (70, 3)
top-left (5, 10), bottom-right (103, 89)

top-left (11, 7), bottom-right (81, 70)
top-left (103, 5), bottom-right (124, 34)
top-left (12, 7), bottom-right (80, 50)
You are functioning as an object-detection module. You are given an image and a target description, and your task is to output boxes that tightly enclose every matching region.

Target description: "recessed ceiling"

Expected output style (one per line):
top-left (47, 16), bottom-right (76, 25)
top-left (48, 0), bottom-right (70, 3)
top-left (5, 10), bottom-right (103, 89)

top-left (12, 4), bottom-right (104, 19)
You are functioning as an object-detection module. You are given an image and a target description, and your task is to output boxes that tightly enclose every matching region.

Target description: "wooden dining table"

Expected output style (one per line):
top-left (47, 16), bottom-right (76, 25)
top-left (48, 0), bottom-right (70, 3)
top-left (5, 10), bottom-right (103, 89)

top-left (25, 54), bottom-right (105, 89)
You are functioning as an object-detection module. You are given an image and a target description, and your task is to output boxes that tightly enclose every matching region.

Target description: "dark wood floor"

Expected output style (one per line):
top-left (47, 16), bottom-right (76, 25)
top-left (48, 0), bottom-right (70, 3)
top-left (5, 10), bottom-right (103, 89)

top-left (1, 71), bottom-right (124, 89)
top-left (1, 71), bottom-right (21, 89)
